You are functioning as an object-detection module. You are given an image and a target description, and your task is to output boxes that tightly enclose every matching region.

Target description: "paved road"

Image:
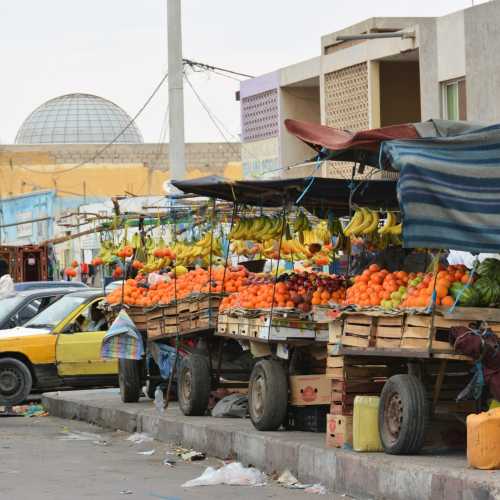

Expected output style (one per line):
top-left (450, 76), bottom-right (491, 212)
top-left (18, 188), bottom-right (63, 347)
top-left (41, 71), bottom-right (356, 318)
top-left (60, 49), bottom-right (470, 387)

top-left (0, 416), bottom-right (350, 500)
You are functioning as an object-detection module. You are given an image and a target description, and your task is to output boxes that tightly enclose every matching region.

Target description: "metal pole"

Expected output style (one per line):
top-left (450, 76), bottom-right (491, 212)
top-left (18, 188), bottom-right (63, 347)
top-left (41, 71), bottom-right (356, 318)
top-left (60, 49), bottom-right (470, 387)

top-left (167, 0), bottom-right (186, 180)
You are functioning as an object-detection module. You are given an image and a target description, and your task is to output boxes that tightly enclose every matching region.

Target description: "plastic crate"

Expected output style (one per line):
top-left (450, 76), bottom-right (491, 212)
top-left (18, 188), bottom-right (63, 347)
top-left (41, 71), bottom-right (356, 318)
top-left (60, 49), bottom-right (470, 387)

top-left (286, 405), bottom-right (329, 433)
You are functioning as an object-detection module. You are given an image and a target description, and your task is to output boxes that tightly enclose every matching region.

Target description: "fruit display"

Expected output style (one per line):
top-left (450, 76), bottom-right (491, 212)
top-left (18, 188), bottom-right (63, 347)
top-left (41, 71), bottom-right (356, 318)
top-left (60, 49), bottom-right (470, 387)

top-left (344, 264), bottom-right (471, 310)
top-left (220, 271), bottom-right (346, 312)
top-left (106, 265), bottom-right (250, 307)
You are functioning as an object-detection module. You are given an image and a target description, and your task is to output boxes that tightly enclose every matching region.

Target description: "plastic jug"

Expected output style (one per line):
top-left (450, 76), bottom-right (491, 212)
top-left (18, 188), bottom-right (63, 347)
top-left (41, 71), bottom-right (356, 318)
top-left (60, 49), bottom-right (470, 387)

top-left (353, 395), bottom-right (383, 452)
top-left (467, 408), bottom-right (500, 470)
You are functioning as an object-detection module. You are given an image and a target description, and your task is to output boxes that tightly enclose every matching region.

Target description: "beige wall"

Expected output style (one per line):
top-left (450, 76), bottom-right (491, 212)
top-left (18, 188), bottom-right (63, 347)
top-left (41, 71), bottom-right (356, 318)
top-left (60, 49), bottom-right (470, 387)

top-left (0, 143), bottom-right (242, 198)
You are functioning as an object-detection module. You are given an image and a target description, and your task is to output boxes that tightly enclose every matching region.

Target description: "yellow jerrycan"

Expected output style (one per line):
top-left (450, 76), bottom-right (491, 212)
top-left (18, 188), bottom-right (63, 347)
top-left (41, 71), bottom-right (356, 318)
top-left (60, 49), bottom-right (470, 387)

top-left (467, 408), bottom-right (500, 470)
top-left (353, 395), bottom-right (383, 452)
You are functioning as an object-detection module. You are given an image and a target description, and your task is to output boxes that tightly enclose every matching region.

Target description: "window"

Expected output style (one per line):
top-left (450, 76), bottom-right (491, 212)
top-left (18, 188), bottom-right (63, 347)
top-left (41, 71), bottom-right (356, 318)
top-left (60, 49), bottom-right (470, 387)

top-left (442, 79), bottom-right (466, 120)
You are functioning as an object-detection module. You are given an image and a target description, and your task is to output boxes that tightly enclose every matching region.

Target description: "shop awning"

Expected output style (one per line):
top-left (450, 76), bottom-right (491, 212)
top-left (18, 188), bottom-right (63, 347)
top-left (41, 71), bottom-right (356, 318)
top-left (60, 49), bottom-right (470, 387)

top-left (171, 175), bottom-right (398, 216)
top-left (380, 123), bottom-right (500, 252)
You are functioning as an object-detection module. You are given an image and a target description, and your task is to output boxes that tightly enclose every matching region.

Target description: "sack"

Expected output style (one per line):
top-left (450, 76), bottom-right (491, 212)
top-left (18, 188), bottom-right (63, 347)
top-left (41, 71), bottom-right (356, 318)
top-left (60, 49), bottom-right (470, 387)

top-left (211, 394), bottom-right (248, 418)
top-left (0, 275), bottom-right (15, 299)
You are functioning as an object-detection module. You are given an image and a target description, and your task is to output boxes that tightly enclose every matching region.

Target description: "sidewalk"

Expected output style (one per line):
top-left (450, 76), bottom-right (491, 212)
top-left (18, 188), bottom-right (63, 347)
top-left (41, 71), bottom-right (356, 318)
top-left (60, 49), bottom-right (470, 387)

top-left (43, 389), bottom-right (500, 500)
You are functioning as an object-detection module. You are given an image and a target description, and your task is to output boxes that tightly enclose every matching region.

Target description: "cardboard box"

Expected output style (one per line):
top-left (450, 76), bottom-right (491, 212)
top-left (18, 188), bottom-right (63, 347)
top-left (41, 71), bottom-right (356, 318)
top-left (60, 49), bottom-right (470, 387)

top-left (289, 374), bottom-right (331, 406)
top-left (325, 414), bottom-right (353, 448)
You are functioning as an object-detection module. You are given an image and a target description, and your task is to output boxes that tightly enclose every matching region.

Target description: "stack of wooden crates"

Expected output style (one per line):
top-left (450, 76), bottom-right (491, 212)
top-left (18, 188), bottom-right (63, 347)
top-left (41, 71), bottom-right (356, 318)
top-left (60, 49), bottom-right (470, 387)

top-left (324, 318), bottom-right (388, 448)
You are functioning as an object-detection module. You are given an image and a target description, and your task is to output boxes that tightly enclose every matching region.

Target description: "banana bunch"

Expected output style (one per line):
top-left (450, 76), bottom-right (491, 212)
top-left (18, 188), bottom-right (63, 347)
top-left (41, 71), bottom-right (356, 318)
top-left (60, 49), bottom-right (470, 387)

top-left (302, 221), bottom-right (331, 245)
top-left (378, 212), bottom-right (402, 235)
top-left (97, 240), bottom-right (118, 265)
top-left (230, 240), bottom-right (262, 257)
top-left (229, 216), bottom-right (284, 242)
top-left (343, 208), bottom-right (380, 237)
top-left (280, 238), bottom-right (312, 260)
top-left (293, 210), bottom-right (312, 233)
top-left (171, 235), bottom-right (224, 266)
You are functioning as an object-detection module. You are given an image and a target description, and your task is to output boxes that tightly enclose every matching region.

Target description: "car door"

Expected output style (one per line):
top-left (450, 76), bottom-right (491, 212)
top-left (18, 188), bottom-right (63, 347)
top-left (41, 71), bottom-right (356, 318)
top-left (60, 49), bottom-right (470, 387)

top-left (55, 298), bottom-right (117, 377)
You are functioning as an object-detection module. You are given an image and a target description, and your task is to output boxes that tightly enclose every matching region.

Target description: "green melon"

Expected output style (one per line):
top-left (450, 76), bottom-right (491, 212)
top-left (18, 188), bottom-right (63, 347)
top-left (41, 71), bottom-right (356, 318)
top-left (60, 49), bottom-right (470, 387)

top-left (473, 277), bottom-right (500, 306)
top-left (457, 286), bottom-right (481, 307)
top-left (477, 258), bottom-right (500, 280)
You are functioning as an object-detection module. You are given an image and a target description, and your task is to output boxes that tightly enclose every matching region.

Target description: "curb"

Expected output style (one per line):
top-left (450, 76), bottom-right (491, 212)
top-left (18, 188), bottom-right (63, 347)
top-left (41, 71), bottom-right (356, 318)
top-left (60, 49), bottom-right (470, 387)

top-left (42, 391), bottom-right (500, 500)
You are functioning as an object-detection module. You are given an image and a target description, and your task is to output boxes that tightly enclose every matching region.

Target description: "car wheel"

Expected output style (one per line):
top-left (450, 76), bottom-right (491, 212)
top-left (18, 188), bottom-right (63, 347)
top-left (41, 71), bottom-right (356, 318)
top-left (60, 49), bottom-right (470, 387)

top-left (0, 358), bottom-right (33, 406)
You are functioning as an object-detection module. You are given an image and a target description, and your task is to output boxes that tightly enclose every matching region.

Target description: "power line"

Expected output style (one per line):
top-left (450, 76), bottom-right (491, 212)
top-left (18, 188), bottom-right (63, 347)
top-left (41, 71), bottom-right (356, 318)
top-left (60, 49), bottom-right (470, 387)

top-left (17, 72), bottom-right (169, 176)
top-left (184, 72), bottom-right (241, 156)
top-left (183, 58), bottom-right (254, 79)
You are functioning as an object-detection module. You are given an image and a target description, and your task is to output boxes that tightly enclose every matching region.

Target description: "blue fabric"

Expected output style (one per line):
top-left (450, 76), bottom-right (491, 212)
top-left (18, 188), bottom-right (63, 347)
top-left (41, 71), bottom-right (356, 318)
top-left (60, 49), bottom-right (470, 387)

top-left (380, 124), bottom-right (500, 252)
top-left (100, 309), bottom-right (144, 360)
top-left (148, 342), bottom-right (180, 380)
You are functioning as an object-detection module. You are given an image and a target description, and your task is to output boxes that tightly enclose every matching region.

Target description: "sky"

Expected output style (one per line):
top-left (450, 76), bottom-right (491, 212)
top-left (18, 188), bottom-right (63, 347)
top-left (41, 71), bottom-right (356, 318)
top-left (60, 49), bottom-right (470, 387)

top-left (0, 0), bottom-right (490, 144)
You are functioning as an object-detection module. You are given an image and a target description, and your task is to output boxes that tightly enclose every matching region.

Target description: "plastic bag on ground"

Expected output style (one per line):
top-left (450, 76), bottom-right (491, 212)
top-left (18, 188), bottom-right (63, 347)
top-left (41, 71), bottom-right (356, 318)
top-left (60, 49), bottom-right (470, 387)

top-left (127, 432), bottom-right (154, 444)
top-left (211, 394), bottom-right (248, 418)
top-left (304, 484), bottom-right (327, 495)
top-left (182, 462), bottom-right (266, 487)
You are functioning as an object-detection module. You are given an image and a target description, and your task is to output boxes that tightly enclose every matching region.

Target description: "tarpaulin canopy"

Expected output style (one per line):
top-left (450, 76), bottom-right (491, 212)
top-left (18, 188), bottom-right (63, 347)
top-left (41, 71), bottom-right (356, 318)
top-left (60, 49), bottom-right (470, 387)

top-left (284, 118), bottom-right (485, 168)
top-left (381, 123), bottom-right (500, 253)
top-left (171, 175), bottom-right (398, 216)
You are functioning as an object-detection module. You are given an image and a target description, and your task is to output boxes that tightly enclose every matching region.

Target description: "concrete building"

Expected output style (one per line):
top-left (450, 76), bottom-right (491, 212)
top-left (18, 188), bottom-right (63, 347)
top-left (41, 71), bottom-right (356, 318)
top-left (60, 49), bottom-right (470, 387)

top-left (240, 1), bottom-right (498, 178)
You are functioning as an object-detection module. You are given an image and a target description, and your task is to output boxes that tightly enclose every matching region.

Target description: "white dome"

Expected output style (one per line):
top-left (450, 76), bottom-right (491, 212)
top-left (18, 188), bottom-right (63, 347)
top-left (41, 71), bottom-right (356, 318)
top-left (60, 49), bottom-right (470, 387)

top-left (15, 93), bottom-right (143, 144)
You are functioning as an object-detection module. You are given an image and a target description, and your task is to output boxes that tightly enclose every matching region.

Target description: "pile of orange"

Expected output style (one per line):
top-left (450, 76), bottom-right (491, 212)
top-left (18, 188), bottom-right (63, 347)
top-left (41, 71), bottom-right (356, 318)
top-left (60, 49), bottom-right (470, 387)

top-left (220, 282), bottom-right (285, 310)
top-left (345, 264), bottom-right (410, 307)
top-left (106, 266), bottom-right (250, 307)
top-left (400, 265), bottom-right (469, 308)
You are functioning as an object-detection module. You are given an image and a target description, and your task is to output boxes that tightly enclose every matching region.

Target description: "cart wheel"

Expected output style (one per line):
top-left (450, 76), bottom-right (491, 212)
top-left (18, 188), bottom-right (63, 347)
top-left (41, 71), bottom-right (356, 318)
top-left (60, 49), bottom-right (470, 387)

top-left (379, 374), bottom-right (429, 455)
top-left (178, 354), bottom-right (211, 416)
top-left (248, 359), bottom-right (288, 431)
top-left (119, 358), bottom-right (142, 403)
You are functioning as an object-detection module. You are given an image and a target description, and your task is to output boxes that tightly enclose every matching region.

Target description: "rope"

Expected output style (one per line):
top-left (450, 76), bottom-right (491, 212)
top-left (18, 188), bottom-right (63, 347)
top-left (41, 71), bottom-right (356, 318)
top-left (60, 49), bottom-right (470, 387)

top-left (295, 151), bottom-right (324, 205)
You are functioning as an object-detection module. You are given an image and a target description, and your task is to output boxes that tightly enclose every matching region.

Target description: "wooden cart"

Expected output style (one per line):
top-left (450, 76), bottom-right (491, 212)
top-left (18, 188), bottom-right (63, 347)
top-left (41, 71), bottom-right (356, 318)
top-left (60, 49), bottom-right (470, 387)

top-left (323, 307), bottom-right (500, 454)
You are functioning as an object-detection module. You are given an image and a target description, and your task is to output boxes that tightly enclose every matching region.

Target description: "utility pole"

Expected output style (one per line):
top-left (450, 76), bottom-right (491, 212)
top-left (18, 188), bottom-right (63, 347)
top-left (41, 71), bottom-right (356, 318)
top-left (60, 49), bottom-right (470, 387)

top-left (167, 0), bottom-right (186, 180)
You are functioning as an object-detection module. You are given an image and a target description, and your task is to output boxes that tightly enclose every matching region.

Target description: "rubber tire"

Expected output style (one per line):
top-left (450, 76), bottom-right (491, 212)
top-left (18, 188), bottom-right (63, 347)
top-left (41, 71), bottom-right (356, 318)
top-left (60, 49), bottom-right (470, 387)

top-left (178, 354), bottom-right (211, 416)
top-left (248, 359), bottom-right (288, 431)
top-left (379, 374), bottom-right (429, 455)
top-left (0, 358), bottom-right (33, 406)
top-left (119, 358), bottom-right (142, 403)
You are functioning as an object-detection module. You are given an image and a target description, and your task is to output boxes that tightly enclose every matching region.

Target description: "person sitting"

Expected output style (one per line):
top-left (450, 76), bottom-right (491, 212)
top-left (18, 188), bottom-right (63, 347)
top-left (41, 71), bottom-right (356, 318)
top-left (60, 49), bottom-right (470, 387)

top-left (88, 303), bottom-right (108, 331)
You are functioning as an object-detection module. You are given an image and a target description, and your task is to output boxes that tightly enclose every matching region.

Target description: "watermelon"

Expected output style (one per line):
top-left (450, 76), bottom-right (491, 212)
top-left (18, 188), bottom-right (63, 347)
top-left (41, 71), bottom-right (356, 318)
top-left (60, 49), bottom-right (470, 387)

top-left (477, 258), bottom-right (500, 280)
top-left (456, 286), bottom-right (481, 307)
top-left (473, 277), bottom-right (500, 306)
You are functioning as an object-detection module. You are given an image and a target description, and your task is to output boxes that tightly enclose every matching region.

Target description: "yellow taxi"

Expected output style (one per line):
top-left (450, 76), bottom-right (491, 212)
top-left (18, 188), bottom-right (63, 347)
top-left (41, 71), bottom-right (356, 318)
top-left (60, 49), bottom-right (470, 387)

top-left (0, 289), bottom-right (117, 405)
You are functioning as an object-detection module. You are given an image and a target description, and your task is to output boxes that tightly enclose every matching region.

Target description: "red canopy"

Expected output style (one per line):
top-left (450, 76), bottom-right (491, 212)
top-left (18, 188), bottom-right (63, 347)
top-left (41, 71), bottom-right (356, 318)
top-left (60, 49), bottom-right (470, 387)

top-left (284, 119), bottom-right (419, 153)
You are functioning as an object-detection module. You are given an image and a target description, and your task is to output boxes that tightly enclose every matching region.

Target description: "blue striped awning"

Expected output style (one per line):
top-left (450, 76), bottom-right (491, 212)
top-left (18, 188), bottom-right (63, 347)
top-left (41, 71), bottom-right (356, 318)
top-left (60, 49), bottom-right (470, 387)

top-left (380, 124), bottom-right (500, 252)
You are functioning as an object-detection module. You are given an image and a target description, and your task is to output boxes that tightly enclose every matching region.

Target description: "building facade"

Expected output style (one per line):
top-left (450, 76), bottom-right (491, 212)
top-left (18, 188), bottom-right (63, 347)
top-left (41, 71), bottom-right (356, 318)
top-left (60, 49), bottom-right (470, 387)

top-left (240, 1), bottom-right (499, 178)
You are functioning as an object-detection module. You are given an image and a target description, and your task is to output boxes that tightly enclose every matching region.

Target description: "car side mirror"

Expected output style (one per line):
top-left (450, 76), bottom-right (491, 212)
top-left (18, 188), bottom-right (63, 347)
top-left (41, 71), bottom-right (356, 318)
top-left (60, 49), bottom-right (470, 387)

top-left (8, 317), bottom-right (17, 328)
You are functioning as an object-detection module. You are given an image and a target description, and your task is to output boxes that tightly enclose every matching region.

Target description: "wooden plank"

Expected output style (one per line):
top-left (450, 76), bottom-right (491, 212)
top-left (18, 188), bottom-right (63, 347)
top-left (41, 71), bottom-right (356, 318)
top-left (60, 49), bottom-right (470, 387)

top-left (344, 324), bottom-right (371, 336)
top-left (405, 315), bottom-right (432, 327)
top-left (432, 360), bottom-right (447, 408)
top-left (440, 306), bottom-right (500, 322)
top-left (376, 338), bottom-right (402, 349)
top-left (326, 356), bottom-right (345, 369)
top-left (431, 340), bottom-right (454, 352)
top-left (339, 347), bottom-right (430, 359)
top-left (345, 315), bottom-right (373, 325)
top-left (403, 326), bottom-right (429, 339)
top-left (326, 365), bottom-right (391, 380)
top-left (341, 335), bottom-right (370, 348)
top-left (433, 317), bottom-right (470, 329)
top-left (377, 316), bottom-right (405, 326)
top-left (401, 337), bottom-right (428, 350)
top-left (431, 353), bottom-right (472, 361)
top-left (376, 326), bottom-right (403, 338)
top-left (331, 380), bottom-right (386, 393)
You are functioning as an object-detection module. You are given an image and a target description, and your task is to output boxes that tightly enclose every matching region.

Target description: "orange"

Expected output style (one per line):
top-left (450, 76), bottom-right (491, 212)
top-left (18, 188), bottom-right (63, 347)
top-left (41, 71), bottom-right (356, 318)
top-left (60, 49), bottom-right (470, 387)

top-left (441, 296), bottom-right (455, 307)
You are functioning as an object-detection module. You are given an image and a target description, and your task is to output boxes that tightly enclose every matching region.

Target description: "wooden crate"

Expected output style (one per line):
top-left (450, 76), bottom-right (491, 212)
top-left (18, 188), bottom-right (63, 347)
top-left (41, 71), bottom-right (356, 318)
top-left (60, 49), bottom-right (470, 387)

top-left (374, 315), bottom-right (405, 349)
top-left (326, 414), bottom-right (353, 448)
top-left (341, 315), bottom-right (374, 348)
top-left (326, 356), bottom-right (391, 380)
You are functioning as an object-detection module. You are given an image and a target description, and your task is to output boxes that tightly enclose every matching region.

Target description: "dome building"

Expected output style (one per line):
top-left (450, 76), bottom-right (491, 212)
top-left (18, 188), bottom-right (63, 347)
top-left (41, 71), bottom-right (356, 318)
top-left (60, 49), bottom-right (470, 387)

top-left (15, 93), bottom-right (143, 145)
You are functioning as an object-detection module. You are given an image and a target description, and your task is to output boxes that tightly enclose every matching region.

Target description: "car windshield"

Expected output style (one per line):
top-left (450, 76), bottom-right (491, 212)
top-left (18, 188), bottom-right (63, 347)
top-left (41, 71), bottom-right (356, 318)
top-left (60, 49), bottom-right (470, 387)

top-left (0, 296), bottom-right (24, 324)
top-left (24, 295), bottom-right (87, 330)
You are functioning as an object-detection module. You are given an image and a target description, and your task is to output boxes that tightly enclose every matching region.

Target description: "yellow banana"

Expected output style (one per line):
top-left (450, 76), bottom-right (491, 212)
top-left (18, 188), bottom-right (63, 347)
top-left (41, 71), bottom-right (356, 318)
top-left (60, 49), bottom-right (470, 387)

top-left (343, 209), bottom-right (363, 236)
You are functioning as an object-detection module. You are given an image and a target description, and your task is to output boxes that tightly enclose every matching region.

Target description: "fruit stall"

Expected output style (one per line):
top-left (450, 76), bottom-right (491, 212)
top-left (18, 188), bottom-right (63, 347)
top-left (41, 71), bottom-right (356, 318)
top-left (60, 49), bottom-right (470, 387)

top-left (99, 119), bottom-right (500, 462)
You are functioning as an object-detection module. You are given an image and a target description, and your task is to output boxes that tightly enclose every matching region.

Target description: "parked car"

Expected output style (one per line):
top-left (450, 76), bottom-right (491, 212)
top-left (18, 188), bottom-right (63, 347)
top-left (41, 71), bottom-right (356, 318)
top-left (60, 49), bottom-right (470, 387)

top-left (14, 280), bottom-right (88, 291)
top-left (0, 289), bottom-right (117, 405)
top-left (0, 287), bottom-right (82, 330)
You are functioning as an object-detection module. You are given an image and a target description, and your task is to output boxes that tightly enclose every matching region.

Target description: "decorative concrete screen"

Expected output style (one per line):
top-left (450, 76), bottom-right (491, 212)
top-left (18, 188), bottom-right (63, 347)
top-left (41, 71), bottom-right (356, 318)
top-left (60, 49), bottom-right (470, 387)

top-left (241, 90), bottom-right (279, 142)
top-left (324, 62), bottom-right (369, 132)
top-left (324, 63), bottom-right (395, 180)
